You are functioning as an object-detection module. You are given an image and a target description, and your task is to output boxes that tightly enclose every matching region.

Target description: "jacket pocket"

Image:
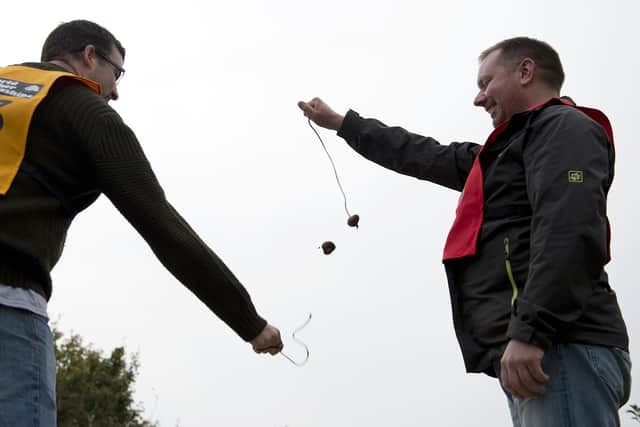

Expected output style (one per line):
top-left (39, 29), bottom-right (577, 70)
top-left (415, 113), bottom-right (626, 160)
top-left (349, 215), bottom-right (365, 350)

top-left (504, 237), bottom-right (519, 305)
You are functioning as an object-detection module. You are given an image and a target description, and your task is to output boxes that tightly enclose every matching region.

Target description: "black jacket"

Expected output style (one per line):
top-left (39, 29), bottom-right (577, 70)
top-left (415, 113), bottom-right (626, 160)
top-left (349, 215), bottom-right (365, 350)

top-left (338, 100), bottom-right (628, 376)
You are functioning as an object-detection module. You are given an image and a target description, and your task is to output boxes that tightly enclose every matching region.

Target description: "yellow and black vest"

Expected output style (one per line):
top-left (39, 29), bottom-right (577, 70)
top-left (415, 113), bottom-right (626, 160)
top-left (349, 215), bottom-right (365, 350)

top-left (0, 65), bottom-right (100, 195)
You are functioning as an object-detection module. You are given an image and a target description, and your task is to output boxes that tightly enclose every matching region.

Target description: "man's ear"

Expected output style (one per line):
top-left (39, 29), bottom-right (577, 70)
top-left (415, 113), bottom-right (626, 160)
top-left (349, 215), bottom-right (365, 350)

top-left (80, 44), bottom-right (98, 67)
top-left (518, 57), bottom-right (536, 85)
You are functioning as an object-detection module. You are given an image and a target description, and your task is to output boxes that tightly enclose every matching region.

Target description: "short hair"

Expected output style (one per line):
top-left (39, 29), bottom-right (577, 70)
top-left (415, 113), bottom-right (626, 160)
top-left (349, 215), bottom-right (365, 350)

top-left (480, 37), bottom-right (564, 92)
top-left (41, 20), bottom-right (125, 62)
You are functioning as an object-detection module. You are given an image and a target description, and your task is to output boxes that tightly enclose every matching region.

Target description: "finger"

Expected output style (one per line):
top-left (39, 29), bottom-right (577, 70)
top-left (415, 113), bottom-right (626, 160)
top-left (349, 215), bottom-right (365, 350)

top-left (511, 366), bottom-right (530, 399)
top-left (268, 337), bottom-right (284, 354)
top-left (502, 359), bottom-right (526, 399)
top-left (524, 364), bottom-right (547, 396)
top-left (516, 365), bottom-right (545, 398)
top-left (266, 345), bottom-right (282, 355)
top-left (529, 360), bottom-right (550, 384)
top-left (309, 98), bottom-right (327, 111)
top-left (297, 102), bottom-right (316, 118)
top-left (253, 345), bottom-right (281, 354)
top-left (500, 361), bottom-right (515, 396)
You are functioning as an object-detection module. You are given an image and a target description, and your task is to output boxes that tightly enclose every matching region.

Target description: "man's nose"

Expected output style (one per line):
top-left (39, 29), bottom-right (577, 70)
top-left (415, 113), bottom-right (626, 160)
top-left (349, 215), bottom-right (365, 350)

top-left (109, 86), bottom-right (119, 102)
top-left (473, 90), bottom-right (486, 107)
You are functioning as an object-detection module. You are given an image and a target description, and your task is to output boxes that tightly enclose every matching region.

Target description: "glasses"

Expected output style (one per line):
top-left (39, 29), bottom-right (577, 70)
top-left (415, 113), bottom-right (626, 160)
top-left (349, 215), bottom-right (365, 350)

top-left (96, 51), bottom-right (125, 85)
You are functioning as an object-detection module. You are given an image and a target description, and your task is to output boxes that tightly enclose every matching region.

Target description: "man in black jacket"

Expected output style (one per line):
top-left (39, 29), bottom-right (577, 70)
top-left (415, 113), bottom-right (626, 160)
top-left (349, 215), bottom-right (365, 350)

top-left (299, 37), bottom-right (630, 426)
top-left (0, 20), bottom-right (282, 425)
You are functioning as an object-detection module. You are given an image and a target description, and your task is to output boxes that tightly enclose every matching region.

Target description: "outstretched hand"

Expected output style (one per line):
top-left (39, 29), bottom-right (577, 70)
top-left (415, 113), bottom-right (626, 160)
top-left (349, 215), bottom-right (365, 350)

top-left (250, 324), bottom-right (283, 355)
top-left (500, 339), bottom-right (550, 400)
top-left (297, 97), bottom-right (344, 130)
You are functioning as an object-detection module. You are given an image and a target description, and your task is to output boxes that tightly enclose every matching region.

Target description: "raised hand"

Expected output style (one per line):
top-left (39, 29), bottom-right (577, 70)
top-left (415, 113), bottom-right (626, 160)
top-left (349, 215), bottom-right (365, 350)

top-left (297, 97), bottom-right (344, 130)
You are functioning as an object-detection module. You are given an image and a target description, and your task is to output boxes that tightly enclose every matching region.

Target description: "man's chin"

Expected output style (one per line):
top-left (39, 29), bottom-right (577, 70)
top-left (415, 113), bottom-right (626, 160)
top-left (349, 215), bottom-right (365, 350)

top-left (492, 115), bottom-right (508, 128)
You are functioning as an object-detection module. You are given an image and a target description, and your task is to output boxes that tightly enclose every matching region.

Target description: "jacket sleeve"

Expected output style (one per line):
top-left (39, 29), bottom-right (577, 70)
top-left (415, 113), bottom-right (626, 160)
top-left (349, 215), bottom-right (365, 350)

top-left (506, 107), bottom-right (614, 349)
top-left (337, 110), bottom-right (481, 191)
top-left (69, 89), bottom-right (266, 342)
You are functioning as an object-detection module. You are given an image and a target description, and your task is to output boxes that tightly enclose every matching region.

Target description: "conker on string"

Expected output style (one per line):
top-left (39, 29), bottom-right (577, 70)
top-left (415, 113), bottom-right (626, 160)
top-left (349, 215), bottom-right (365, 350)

top-left (320, 241), bottom-right (336, 255)
top-left (306, 119), bottom-right (360, 233)
top-left (347, 214), bottom-right (360, 228)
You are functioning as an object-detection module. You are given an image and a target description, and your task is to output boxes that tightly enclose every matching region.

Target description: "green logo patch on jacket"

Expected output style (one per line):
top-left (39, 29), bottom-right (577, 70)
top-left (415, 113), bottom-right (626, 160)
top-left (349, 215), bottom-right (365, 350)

top-left (568, 170), bottom-right (583, 183)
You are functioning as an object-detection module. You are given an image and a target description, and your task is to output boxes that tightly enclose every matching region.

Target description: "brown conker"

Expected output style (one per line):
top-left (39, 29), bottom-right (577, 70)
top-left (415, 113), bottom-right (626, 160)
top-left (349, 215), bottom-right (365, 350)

top-left (320, 241), bottom-right (336, 255)
top-left (347, 214), bottom-right (360, 228)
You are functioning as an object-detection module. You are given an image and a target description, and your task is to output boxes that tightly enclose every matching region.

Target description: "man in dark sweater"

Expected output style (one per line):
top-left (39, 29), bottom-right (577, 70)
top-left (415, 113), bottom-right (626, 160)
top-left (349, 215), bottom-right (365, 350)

top-left (0, 20), bottom-right (282, 425)
top-left (299, 37), bottom-right (630, 426)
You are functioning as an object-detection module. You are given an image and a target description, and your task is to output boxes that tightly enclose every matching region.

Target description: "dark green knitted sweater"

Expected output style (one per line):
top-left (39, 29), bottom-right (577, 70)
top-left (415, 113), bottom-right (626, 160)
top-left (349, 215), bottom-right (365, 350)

top-left (0, 63), bottom-right (266, 341)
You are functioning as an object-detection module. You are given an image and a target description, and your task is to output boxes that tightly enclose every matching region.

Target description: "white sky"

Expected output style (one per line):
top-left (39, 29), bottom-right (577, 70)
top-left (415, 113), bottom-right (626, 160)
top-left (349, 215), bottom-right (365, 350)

top-left (3, 0), bottom-right (639, 426)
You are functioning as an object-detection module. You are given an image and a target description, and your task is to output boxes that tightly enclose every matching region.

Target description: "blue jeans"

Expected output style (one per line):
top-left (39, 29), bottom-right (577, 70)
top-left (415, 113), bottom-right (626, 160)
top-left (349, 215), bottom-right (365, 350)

top-left (0, 304), bottom-right (56, 427)
top-left (499, 343), bottom-right (632, 427)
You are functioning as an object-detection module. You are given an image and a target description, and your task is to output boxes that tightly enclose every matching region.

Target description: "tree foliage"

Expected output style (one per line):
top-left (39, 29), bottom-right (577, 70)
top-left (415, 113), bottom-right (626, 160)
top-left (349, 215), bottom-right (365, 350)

top-left (53, 328), bottom-right (157, 426)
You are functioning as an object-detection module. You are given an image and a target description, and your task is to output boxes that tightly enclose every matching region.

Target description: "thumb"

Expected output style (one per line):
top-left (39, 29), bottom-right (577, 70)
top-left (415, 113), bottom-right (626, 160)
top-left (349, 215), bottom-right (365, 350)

top-left (530, 360), bottom-right (550, 383)
top-left (297, 101), bottom-right (314, 115)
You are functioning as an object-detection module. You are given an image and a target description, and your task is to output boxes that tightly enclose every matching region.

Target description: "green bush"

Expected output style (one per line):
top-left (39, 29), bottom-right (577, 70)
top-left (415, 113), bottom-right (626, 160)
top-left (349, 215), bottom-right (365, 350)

top-left (54, 328), bottom-right (157, 427)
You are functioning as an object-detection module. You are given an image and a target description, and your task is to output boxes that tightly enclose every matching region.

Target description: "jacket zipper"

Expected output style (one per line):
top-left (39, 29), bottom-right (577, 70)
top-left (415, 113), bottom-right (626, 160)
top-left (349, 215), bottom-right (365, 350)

top-left (504, 237), bottom-right (519, 305)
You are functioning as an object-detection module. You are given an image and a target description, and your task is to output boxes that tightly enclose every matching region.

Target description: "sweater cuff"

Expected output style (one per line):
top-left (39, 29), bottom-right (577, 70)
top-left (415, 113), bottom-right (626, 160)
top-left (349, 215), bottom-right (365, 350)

top-left (231, 314), bottom-right (268, 342)
top-left (337, 109), bottom-right (363, 142)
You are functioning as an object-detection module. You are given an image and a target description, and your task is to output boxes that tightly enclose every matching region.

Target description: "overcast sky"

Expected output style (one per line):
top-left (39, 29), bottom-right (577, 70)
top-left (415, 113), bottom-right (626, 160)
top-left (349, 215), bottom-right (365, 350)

top-left (3, 0), bottom-right (639, 426)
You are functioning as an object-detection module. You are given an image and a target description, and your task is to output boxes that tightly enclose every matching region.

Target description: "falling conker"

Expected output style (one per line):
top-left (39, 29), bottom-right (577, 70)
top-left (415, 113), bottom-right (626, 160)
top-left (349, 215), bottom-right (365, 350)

top-left (321, 241), bottom-right (336, 255)
top-left (347, 214), bottom-right (360, 228)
